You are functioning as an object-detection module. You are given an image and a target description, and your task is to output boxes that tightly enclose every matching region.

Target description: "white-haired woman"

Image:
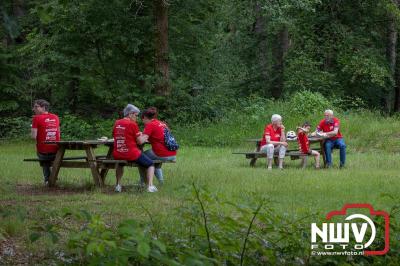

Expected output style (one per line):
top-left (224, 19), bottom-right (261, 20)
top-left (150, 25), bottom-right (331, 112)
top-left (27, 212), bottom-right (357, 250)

top-left (259, 114), bottom-right (288, 170)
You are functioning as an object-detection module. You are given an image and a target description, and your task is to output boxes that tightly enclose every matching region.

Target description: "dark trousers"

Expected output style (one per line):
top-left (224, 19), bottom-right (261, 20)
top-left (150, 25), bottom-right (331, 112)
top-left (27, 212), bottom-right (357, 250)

top-left (37, 152), bottom-right (56, 182)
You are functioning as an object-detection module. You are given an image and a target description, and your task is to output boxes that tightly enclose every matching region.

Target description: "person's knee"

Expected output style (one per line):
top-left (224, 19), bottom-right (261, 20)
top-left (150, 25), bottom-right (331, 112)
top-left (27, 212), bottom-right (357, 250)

top-left (339, 142), bottom-right (346, 149)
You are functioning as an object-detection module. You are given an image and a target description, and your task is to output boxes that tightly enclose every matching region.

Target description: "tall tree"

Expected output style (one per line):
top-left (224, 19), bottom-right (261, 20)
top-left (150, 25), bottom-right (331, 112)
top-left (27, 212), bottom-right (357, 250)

top-left (387, 0), bottom-right (398, 112)
top-left (271, 26), bottom-right (289, 99)
top-left (154, 0), bottom-right (170, 96)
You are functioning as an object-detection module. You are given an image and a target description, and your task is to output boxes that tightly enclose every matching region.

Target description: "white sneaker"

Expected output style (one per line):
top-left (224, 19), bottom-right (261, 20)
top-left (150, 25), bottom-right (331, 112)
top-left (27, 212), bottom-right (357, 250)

top-left (267, 167), bottom-right (272, 171)
top-left (115, 184), bottom-right (122, 192)
top-left (147, 185), bottom-right (158, 193)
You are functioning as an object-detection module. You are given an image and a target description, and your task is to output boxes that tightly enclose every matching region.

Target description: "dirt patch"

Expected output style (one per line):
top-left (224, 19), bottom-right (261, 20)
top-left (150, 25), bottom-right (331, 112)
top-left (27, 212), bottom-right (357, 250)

top-left (0, 238), bottom-right (31, 265)
top-left (14, 184), bottom-right (144, 196)
top-left (15, 184), bottom-right (95, 196)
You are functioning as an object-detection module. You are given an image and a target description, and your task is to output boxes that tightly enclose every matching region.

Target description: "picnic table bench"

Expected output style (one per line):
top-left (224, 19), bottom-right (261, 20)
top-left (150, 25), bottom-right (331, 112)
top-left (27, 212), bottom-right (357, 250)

top-left (233, 136), bottom-right (327, 167)
top-left (24, 140), bottom-right (174, 187)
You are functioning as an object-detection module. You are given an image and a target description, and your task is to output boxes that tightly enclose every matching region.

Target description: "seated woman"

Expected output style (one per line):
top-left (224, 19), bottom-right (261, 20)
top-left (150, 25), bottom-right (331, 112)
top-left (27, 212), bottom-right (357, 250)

top-left (140, 107), bottom-right (177, 184)
top-left (259, 114), bottom-right (288, 170)
top-left (112, 104), bottom-right (157, 193)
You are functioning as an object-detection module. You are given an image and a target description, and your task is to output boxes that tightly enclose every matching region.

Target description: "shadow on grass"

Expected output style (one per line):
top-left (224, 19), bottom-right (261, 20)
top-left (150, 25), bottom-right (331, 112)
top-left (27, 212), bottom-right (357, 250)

top-left (15, 183), bottom-right (146, 196)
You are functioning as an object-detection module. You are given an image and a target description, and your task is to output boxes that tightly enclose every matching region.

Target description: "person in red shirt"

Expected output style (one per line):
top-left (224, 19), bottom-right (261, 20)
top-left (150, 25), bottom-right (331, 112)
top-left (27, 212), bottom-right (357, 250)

top-left (31, 99), bottom-right (60, 185)
top-left (140, 107), bottom-right (177, 184)
top-left (297, 122), bottom-right (320, 169)
top-left (259, 114), bottom-right (288, 170)
top-left (315, 109), bottom-right (346, 168)
top-left (112, 104), bottom-right (157, 193)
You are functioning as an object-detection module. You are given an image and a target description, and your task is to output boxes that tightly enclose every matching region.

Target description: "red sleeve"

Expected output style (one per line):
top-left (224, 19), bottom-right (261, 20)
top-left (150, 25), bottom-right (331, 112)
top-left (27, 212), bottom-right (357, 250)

top-left (32, 116), bottom-right (39, 129)
top-left (264, 125), bottom-right (271, 136)
top-left (334, 118), bottom-right (340, 128)
top-left (132, 122), bottom-right (141, 137)
top-left (143, 123), bottom-right (153, 136)
top-left (317, 120), bottom-right (324, 131)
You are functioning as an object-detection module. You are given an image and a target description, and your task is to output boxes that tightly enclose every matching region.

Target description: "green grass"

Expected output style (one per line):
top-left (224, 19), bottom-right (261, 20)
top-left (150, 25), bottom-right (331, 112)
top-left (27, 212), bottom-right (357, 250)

top-left (1, 141), bottom-right (399, 263)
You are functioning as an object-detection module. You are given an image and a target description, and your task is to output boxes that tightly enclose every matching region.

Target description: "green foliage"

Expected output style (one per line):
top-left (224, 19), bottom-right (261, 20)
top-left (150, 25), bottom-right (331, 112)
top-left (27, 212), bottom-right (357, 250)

top-left (288, 90), bottom-right (332, 116)
top-left (0, 117), bottom-right (30, 139)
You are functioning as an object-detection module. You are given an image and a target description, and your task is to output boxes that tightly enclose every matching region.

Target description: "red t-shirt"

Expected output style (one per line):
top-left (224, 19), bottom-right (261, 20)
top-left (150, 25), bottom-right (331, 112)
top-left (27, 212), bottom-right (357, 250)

top-left (32, 113), bottom-right (60, 153)
top-left (143, 119), bottom-right (177, 157)
top-left (317, 117), bottom-right (343, 140)
top-left (112, 118), bottom-right (142, 161)
top-left (297, 131), bottom-right (310, 154)
top-left (260, 124), bottom-right (282, 146)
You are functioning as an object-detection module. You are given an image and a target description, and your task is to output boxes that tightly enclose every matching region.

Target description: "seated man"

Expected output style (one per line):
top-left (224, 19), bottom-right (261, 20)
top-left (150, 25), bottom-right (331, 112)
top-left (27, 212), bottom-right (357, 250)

top-left (259, 114), bottom-right (288, 170)
top-left (316, 109), bottom-right (346, 168)
top-left (31, 99), bottom-right (60, 185)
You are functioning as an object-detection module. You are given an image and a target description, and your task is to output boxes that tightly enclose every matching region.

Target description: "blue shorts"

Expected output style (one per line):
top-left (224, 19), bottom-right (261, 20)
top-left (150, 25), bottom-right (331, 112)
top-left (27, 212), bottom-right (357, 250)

top-left (134, 153), bottom-right (154, 168)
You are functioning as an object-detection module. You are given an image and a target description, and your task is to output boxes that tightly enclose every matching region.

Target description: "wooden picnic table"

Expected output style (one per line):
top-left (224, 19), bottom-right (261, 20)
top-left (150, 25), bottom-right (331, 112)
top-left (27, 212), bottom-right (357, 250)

top-left (45, 140), bottom-right (114, 187)
top-left (244, 136), bottom-right (327, 167)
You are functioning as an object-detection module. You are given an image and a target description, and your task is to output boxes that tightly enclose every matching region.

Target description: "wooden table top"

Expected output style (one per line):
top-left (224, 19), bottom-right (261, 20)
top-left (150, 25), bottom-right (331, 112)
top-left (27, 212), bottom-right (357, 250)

top-left (246, 136), bottom-right (325, 143)
top-left (44, 140), bottom-right (114, 145)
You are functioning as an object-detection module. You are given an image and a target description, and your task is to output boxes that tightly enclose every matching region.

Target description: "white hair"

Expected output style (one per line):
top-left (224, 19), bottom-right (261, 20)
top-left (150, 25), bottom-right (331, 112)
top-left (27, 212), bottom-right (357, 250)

top-left (324, 109), bottom-right (334, 115)
top-left (271, 114), bottom-right (282, 123)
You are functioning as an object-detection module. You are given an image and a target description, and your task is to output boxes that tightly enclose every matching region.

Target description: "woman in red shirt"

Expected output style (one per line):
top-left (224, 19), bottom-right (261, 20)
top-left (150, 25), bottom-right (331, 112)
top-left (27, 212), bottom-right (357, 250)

top-left (297, 121), bottom-right (320, 169)
top-left (259, 114), bottom-right (288, 170)
top-left (112, 104), bottom-right (157, 193)
top-left (140, 107), bottom-right (177, 184)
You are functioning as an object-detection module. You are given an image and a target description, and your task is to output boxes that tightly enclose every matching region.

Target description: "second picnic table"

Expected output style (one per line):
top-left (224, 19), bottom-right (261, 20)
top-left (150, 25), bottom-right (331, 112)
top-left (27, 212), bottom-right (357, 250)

top-left (234, 136), bottom-right (327, 167)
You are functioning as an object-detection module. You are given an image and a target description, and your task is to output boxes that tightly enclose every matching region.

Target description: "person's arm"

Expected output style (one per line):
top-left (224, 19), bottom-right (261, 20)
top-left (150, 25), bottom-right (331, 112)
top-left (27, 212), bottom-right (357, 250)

top-left (137, 133), bottom-right (148, 145)
top-left (31, 117), bottom-right (38, 139)
top-left (31, 128), bottom-right (37, 139)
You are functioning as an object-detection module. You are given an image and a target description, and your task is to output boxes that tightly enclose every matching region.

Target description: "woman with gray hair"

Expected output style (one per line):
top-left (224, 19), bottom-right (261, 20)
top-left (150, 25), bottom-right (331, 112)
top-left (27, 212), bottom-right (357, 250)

top-left (112, 104), bottom-right (157, 192)
top-left (259, 114), bottom-right (288, 170)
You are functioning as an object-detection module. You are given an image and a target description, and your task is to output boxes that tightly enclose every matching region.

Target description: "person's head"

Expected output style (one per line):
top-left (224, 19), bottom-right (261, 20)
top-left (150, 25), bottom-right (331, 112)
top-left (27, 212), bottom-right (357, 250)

top-left (271, 114), bottom-right (282, 127)
top-left (141, 107), bottom-right (158, 124)
top-left (32, 99), bottom-right (50, 115)
top-left (123, 104), bottom-right (140, 121)
top-left (302, 121), bottom-right (311, 132)
top-left (324, 109), bottom-right (334, 122)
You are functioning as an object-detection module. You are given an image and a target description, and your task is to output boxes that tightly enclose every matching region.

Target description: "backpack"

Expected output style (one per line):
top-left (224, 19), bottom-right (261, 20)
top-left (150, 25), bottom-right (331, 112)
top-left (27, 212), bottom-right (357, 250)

top-left (164, 127), bottom-right (179, 151)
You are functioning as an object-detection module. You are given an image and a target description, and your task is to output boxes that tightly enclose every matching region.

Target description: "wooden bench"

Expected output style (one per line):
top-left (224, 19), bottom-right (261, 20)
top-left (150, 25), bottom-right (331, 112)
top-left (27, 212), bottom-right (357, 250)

top-left (23, 155), bottom-right (108, 167)
top-left (97, 159), bottom-right (176, 169)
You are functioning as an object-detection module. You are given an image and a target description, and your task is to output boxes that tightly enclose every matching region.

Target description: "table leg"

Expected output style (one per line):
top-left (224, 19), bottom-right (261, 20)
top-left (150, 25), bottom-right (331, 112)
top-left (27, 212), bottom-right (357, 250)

top-left (320, 140), bottom-right (326, 168)
top-left (85, 146), bottom-right (102, 187)
top-left (100, 145), bottom-right (113, 184)
top-left (250, 143), bottom-right (261, 167)
top-left (48, 146), bottom-right (65, 187)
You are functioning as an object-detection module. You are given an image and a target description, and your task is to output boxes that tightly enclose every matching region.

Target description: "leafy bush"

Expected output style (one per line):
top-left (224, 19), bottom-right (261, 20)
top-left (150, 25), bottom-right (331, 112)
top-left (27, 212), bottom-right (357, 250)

top-left (0, 117), bottom-right (31, 139)
top-left (27, 186), bottom-right (400, 265)
top-left (288, 90), bottom-right (333, 116)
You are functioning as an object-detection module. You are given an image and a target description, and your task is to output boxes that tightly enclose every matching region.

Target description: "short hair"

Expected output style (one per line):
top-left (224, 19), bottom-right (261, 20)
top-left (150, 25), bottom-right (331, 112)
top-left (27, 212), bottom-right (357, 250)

top-left (324, 109), bottom-right (334, 115)
top-left (302, 121), bottom-right (311, 127)
top-left (141, 107), bottom-right (158, 119)
top-left (123, 104), bottom-right (140, 117)
top-left (34, 99), bottom-right (50, 111)
top-left (271, 114), bottom-right (282, 123)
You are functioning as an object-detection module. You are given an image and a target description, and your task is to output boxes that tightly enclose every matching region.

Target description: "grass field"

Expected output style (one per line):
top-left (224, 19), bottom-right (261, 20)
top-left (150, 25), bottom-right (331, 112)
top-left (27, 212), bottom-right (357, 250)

top-left (1, 140), bottom-right (399, 264)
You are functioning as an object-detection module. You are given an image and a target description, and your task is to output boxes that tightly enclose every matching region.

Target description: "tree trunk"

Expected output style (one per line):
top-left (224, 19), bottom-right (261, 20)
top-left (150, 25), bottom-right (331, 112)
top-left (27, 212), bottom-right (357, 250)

top-left (272, 27), bottom-right (289, 99)
top-left (254, 1), bottom-right (269, 96)
top-left (154, 0), bottom-right (170, 96)
top-left (390, 0), bottom-right (400, 112)
top-left (13, 0), bottom-right (25, 44)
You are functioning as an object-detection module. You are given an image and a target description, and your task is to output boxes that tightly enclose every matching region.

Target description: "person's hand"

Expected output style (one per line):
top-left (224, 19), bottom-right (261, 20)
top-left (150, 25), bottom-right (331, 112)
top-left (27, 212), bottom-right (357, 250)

top-left (310, 131), bottom-right (317, 137)
top-left (280, 124), bottom-right (285, 131)
top-left (281, 141), bottom-right (288, 147)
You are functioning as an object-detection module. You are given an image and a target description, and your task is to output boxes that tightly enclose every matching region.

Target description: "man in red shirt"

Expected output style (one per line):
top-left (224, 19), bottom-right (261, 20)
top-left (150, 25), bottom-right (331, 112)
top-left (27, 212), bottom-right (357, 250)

top-left (259, 114), bottom-right (288, 170)
top-left (140, 107), bottom-right (177, 184)
top-left (297, 122), bottom-right (320, 169)
top-left (112, 104), bottom-right (157, 193)
top-left (316, 109), bottom-right (346, 168)
top-left (31, 99), bottom-right (60, 185)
